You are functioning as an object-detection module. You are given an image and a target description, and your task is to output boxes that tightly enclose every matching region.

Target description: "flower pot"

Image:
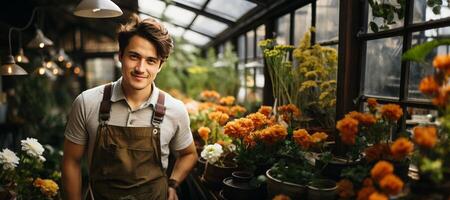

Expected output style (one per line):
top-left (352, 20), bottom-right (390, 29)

top-left (222, 171), bottom-right (265, 200)
top-left (196, 157), bottom-right (207, 176)
top-left (203, 161), bottom-right (238, 189)
top-left (266, 169), bottom-right (307, 200)
top-left (307, 179), bottom-right (337, 200)
top-left (0, 184), bottom-right (15, 200)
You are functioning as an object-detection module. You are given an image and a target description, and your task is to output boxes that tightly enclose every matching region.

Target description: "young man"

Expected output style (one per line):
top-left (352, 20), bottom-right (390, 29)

top-left (62, 15), bottom-right (197, 200)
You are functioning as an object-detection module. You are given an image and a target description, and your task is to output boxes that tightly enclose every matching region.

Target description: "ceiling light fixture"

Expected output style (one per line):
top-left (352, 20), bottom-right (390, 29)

top-left (74, 0), bottom-right (123, 18)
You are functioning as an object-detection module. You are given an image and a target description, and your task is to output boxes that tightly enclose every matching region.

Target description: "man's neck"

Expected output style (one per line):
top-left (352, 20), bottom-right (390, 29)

top-left (121, 82), bottom-right (153, 110)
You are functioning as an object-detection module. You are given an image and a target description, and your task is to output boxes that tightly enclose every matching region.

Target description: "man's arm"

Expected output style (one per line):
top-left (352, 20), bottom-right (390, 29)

top-left (168, 142), bottom-right (197, 200)
top-left (62, 139), bottom-right (85, 200)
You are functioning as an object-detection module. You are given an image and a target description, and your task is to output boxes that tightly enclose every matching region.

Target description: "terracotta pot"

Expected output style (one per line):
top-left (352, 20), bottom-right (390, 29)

top-left (222, 171), bottom-right (264, 200)
top-left (203, 161), bottom-right (238, 189)
top-left (266, 169), bottom-right (307, 200)
top-left (307, 179), bottom-right (337, 200)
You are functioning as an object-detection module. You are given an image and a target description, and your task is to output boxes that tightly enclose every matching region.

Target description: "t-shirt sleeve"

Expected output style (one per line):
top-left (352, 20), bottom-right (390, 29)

top-left (170, 103), bottom-right (193, 151)
top-left (64, 93), bottom-right (88, 145)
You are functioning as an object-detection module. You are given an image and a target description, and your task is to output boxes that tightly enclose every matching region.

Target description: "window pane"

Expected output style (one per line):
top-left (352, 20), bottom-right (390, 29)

top-left (174, 0), bottom-right (206, 9)
top-left (191, 15), bottom-right (228, 36)
top-left (238, 35), bottom-right (245, 60)
top-left (406, 107), bottom-right (438, 129)
top-left (86, 58), bottom-right (115, 88)
top-left (138, 0), bottom-right (166, 18)
top-left (255, 66), bottom-right (265, 88)
top-left (364, 37), bottom-right (403, 99)
top-left (276, 14), bottom-right (290, 45)
top-left (413, 0), bottom-right (450, 23)
top-left (367, 1), bottom-right (404, 33)
top-left (256, 24), bottom-right (265, 58)
top-left (164, 5), bottom-right (196, 27)
top-left (408, 29), bottom-right (449, 100)
top-left (294, 4), bottom-right (312, 46)
top-left (246, 67), bottom-right (255, 88)
top-left (162, 22), bottom-right (185, 37)
top-left (316, 0), bottom-right (339, 42)
top-left (183, 30), bottom-right (210, 46)
top-left (205, 0), bottom-right (257, 21)
top-left (246, 30), bottom-right (255, 59)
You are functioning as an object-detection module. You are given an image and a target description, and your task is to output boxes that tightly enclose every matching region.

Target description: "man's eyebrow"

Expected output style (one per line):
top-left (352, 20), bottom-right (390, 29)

top-left (128, 50), bottom-right (158, 60)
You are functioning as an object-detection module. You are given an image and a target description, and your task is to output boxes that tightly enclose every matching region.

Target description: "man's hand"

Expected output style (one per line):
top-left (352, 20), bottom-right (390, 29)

top-left (168, 187), bottom-right (178, 200)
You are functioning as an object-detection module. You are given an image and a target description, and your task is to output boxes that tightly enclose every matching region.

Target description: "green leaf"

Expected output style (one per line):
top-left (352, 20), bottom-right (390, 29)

top-left (427, 0), bottom-right (436, 7)
top-left (402, 39), bottom-right (450, 62)
top-left (433, 6), bottom-right (441, 14)
top-left (370, 21), bottom-right (379, 33)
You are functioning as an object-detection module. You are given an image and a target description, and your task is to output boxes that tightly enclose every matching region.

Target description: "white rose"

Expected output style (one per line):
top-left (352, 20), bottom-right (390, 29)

top-left (21, 138), bottom-right (45, 159)
top-left (201, 143), bottom-right (223, 164)
top-left (0, 148), bottom-right (19, 170)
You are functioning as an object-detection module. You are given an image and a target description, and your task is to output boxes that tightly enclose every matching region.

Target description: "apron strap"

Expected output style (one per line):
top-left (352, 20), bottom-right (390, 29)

top-left (151, 91), bottom-right (166, 126)
top-left (99, 83), bottom-right (112, 122)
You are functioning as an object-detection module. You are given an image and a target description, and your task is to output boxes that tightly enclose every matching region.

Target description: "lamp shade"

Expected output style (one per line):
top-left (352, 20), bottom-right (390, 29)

top-left (1, 55), bottom-right (28, 76)
top-left (74, 0), bottom-right (123, 18)
top-left (27, 29), bottom-right (54, 49)
top-left (15, 48), bottom-right (29, 63)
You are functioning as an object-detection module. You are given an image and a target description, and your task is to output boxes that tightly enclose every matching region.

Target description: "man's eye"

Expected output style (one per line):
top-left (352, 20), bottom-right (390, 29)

top-left (147, 60), bottom-right (156, 65)
top-left (129, 55), bottom-right (139, 60)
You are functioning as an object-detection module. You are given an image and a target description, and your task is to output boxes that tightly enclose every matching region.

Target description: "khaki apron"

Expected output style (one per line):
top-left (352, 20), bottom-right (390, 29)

top-left (86, 84), bottom-right (168, 200)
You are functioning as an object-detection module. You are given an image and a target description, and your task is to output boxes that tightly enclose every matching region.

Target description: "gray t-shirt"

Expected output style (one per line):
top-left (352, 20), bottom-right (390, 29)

top-left (64, 77), bottom-right (193, 169)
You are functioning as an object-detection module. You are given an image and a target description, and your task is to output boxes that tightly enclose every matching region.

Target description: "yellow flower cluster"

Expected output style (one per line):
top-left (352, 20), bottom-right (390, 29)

top-left (33, 178), bottom-right (59, 197)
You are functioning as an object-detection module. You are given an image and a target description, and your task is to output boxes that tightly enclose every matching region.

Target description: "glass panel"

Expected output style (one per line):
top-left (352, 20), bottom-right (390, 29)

top-left (86, 58), bottom-right (115, 88)
top-left (364, 37), bottom-right (403, 99)
top-left (255, 66), bottom-right (265, 88)
top-left (316, 0), bottom-right (339, 42)
top-left (205, 0), bottom-right (257, 21)
top-left (183, 30), bottom-right (210, 46)
top-left (367, 0), bottom-right (404, 33)
top-left (164, 5), bottom-right (196, 27)
top-left (162, 22), bottom-right (185, 37)
top-left (138, 0), bottom-right (166, 18)
top-left (246, 30), bottom-right (255, 59)
top-left (191, 15), bottom-right (228, 36)
top-left (174, 0), bottom-right (206, 9)
top-left (413, 0), bottom-right (450, 23)
top-left (294, 4), bottom-right (312, 46)
top-left (238, 35), bottom-right (245, 60)
top-left (276, 14), bottom-right (290, 45)
top-left (218, 44), bottom-right (225, 55)
top-left (256, 24), bottom-right (265, 58)
top-left (246, 67), bottom-right (255, 88)
top-left (405, 107), bottom-right (438, 129)
top-left (408, 29), bottom-right (448, 100)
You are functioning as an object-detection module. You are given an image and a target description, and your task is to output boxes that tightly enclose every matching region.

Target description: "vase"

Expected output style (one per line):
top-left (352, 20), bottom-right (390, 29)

top-left (266, 169), bottom-right (307, 200)
top-left (306, 179), bottom-right (337, 200)
top-left (221, 171), bottom-right (265, 200)
top-left (203, 161), bottom-right (238, 189)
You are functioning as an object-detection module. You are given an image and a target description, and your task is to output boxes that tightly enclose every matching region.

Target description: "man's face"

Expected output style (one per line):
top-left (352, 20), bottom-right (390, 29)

top-left (120, 35), bottom-right (162, 91)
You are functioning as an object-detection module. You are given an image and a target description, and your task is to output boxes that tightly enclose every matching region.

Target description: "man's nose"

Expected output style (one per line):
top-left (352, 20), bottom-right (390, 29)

top-left (134, 59), bottom-right (146, 72)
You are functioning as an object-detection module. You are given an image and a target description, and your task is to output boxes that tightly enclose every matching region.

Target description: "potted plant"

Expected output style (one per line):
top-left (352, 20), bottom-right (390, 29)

top-left (201, 142), bottom-right (238, 189)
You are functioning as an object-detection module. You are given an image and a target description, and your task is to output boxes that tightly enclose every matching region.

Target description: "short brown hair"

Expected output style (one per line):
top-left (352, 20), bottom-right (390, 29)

top-left (118, 14), bottom-right (173, 60)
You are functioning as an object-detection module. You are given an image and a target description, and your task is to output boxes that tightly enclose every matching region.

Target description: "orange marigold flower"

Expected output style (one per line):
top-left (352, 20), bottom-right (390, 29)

top-left (419, 75), bottom-right (440, 95)
top-left (311, 132), bottom-right (328, 143)
top-left (380, 104), bottom-right (403, 121)
top-left (346, 111), bottom-right (376, 126)
top-left (230, 105), bottom-right (246, 117)
top-left (432, 54), bottom-right (450, 71)
top-left (272, 194), bottom-right (291, 200)
top-left (432, 85), bottom-right (450, 107)
top-left (293, 129), bottom-right (312, 149)
top-left (243, 134), bottom-right (256, 148)
top-left (208, 111), bottom-right (230, 125)
top-left (337, 179), bottom-right (355, 199)
top-left (379, 174), bottom-right (404, 195)
top-left (215, 105), bottom-right (230, 115)
top-left (224, 118), bottom-right (254, 139)
top-left (33, 178), bottom-right (59, 197)
top-left (390, 137), bottom-right (414, 160)
top-left (368, 192), bottom-right (388, 200)
top-left (200, 90), bottom-right (221, 101)
top-left (413, 126), bottom-right (438, 148)
top-left (246, 112), bottom-right (269, 129)
top-left (278, 104), bottom-right (301, 122)
top-left (367, 98), bottom-right (378, 108)
top-left (363, 178), bottom-right (373, 187)
top-left (258, 124), bottom-right (288, 144)
top-left (258, 106), bottom-right (273, 117)
top-left (197, 127), bottom-right (210, 142)
top-left (371, 161), bottom-right (394, 181)
top-left (199, 102), bottom-right (216, 111)
top-left (336, 117), bottom-right (359, 145)
top-left (219, 96), bottom-right (236, 106)
top-left (356, 186), bottom-right (376, 200)
top-left (364, 144), bottom-right (384, 163)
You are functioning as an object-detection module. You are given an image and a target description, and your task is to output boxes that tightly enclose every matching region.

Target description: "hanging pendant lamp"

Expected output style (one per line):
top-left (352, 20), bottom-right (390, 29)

top-left (1, 55), bottom-right (28, 76)
top-left (74, 0), bottom-right (123, 18)
top-left (27, 28), bottom-right (54, 49)
top-left (15, 48), bottom-right (30, 64)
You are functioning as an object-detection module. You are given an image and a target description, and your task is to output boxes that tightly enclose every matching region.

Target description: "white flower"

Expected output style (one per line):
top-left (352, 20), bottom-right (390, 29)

top-left (201, 143), bottom-right (223, 164)
top-left (0, 148), bottom-right (19, 170)
top-left (227, 144), bottom-right (236, 152)
top-left (21, 137), bottom-right (45, 159)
